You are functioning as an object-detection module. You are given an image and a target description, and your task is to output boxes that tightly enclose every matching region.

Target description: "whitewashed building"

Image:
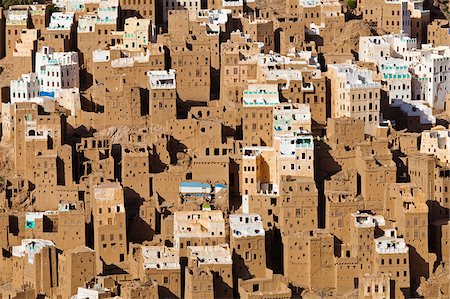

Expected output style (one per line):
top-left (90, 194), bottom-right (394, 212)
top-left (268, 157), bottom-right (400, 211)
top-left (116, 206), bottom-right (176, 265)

top-left (359, 34), bottom-right (418, 63)
top-left (10, 73), bottom-right (40, 103)
top-left (35, 47), bottom-right (80, 96)
top-left (12, 239), bottom-right (55, 264)
top-left (77, 0), bottom-right (119, 33)
top-left (405, 45), bottom-right (450, 110)
top-left (358, 34), bottom-right (439, 124)
top-left (48, 12), bottom-right (75, 31)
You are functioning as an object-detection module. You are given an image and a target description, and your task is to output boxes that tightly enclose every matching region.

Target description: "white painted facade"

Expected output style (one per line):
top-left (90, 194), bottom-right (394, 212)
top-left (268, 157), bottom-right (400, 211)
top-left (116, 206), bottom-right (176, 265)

top-left (10, 73), bottom-right (40, 104)
top-left (381, 60), bottom-right (412, 103)
top-left (35, 47), bottom-right (80, 95)
top-left (405, 45), bottom-right (450, 110)
top-left (358, 34), bottom-right (438, 124)
top-left (148, 69), bottom-right (176, 89)
top-left (48, 12), bottom-right (75, 30)
top-left (273, 103), bottom-right (312, 134)
top-left (243, 84), bottom-right (279, 106)
top-left (12, 239), bottom-right (55, 264)
top-left (6, 6), bottom-right (29, 25)
top-left (98, 0), bottom-right (119, 23)
top-left (375, 229), bottom-right (408, 254)
top-left (77, 0), bottom-right (119, 32)
top-left (229, 213), bottom-right (265, 238)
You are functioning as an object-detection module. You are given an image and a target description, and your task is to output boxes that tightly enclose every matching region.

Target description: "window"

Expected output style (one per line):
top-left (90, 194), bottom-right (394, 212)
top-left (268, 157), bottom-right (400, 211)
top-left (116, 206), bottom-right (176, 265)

top-left (164, 277), bottom-right (169, 284)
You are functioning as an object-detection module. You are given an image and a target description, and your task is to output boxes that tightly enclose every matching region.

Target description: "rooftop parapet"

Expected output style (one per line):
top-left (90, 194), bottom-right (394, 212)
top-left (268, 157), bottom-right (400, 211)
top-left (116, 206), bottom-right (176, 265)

top-left (142, 246), bottom-right (180, 270)
top-left (266, 69), bottom-right (303, 83)
top-left (257, 53), bottom-right (315, 68)
top-left (275, 133), bottom-right (314, 152)
top-left (98, 0), bottom-right (119, 23)
top-left (188, 244), bottom-right (232, 265)
top-left (92, 50), bottom-right (110, 62)
top-left (197, 9), bottom-right (231, 24)
top-left (423, 127), bottom-right (450, 139)
top-left (300, 0), bottom-right (339, 7)
top-left (6, 6), bottom-right (28, 25)
top-left (174, 210), bottom-right (225, 239)
top-left (36, 47), bottom-right (79, 67)
top-left (148, 70), bottom-right (176, 89)
top-left (28, 4), bottom-right (47, 15)
top-left (384, 0), bottom-right (405, 4)
top-left (273, 103), bottom-right (312, 131)
top-left (24, 202), bottom-right (81, 228)
top-left (58, 201), bottom-right (79, 212)
top-left (108, 50), bottom-right (156, 68)
top-left (222, 0), bottom-right (243, 6)
top-left (77, 15), bottom-right (97, 33)
top-left (12, 239), bottom-right (55, 264)
top-left (230, 213), bottom-right (265, 238)
top-left (329, 64), bottom-right (381, 89)
top-left (48, 12), bottom-right (74, 30)
top-left (243, 84), bottom-right (279, 107)
top-left (242, 146), bottom-right (273, 158)
top-left (352, 211), bottom-right (386, 228)
top-left (375, 236), bottom-right (408, 254)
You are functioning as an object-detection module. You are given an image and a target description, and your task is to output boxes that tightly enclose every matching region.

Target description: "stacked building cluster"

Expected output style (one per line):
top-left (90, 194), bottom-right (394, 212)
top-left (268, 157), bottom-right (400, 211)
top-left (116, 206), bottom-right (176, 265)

top-left (0, 0), bottom-right (448, 298)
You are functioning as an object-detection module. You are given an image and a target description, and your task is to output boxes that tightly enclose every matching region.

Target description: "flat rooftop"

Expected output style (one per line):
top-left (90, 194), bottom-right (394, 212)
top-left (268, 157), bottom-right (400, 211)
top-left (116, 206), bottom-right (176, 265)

top-left (174, 210), bottom-right (225, 239)
top-left (142, 246), bottom-right (180, 270)
top-left (188, 244), bottom-right (232, 265)
top-left (230, 213), bottom-right (265, 238)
